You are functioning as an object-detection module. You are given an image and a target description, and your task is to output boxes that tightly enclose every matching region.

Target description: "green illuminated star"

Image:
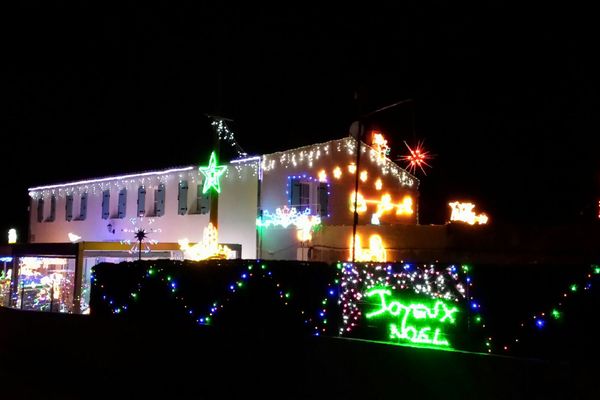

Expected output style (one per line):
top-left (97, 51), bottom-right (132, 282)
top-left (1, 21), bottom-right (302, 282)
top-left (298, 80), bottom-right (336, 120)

top-left (199, 151), bottom-right (227, 193)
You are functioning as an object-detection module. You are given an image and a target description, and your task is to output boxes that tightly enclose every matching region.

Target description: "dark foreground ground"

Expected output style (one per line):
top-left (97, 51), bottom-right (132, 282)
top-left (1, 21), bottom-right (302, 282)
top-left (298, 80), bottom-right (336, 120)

top-left (0, 307), bottom-right (596, 399)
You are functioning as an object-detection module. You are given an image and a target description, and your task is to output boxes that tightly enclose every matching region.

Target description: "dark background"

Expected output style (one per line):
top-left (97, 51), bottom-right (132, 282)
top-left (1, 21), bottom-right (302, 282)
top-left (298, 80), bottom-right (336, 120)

top-left (2, 3), bottom-right (597, 240)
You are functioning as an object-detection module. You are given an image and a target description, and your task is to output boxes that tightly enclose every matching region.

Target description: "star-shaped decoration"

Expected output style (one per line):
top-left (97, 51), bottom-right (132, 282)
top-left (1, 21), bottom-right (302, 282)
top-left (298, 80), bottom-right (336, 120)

top-left (199, 151), bottom-right (227, 194)
top-left (397, 140), bottom-right (434, 175)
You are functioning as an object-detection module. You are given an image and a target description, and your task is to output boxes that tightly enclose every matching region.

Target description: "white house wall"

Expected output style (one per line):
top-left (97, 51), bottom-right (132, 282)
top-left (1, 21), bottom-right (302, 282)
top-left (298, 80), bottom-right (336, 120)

top-left (217, 160), bottom-right (259, 259)
top-left (257, 137), bottom-right (419, 261)
top-left (28, 163), bottom-right (258, 257)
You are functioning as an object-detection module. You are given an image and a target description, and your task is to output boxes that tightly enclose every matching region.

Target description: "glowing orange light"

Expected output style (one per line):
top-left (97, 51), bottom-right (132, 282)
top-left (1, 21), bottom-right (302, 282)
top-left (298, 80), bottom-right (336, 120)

top-left (318, 169), bottom-right (327, 182)
top-left (448, 202), bottom-right (488, 225)
top-left (178, 223), bottom-right (235, 260)
top-left (371, 131), bottom-right (390, 161)
top-left (349, 191), bottom-right (367, 213)
top-left (333, 166), bottom-right (342, 179)
top-left (349, 233), bottom-right (387, 262)
top-left (348, 163), bottom-right (356, 174)
top-left (360, 170), bottom-right (368, 182)
top-left (349, 192), bottom-right (414, 219)
top-left (396, 196), bottom-right (413, 216)
top-left (375, 178), bottom-right (382, 190)
top-left (398, 140), bottom-right (433, 175)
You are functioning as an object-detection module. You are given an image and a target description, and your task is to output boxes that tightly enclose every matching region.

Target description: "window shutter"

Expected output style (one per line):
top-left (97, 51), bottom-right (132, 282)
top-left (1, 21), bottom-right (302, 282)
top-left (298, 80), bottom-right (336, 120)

top-left (48, 195), bottom-right (56, 222)
top-left (137, 186), bottom-right (146, 217)
top-left (155, 184), bottom-right (165, 217)
top-left (37, 198), bottom-right (44, 223)
top-left (178, 181), bottom-right (188, 215)
top-left (102, 190), bottom-right (110, 219)
top-left (290, 179), bottom-right (301, 207)
top-left (197, 184), bottom-right (210, 214)
top-left (79, 193), bottom-right (88, 220)
top-left (318, 183), bottom-right (328, 217)
top-left (118, 189), bottom-right (127, 219)
top-left (65, 194), bottom-right (73, 221)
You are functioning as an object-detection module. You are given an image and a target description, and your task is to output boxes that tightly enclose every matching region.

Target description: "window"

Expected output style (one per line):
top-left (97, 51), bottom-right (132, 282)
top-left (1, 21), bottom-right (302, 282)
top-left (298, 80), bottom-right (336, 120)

top-left (289, 179), bottom-right (329, 217)
top-left (118, 188), bottom-right (127, 218)
top-left (178, 180), bottom-right (188, 215)
top-left (46, 195), bottom-right (56, 222)
top-left (290, 179), bottom-right (310, 212)
top-left (36, 198), bottom-right (44, 223)
top-left (78, 193), bottom-right (88, 220)
top-left (137, 186), bottom-right (146, 217)
top-left (154, 184), bottom-right (165, 217)
top-left (102, 190), bottom-right (110, 219)
top-left (197, 183), bottom-right (210, 214)
top-left (317, 182), bottom-right (329, 217)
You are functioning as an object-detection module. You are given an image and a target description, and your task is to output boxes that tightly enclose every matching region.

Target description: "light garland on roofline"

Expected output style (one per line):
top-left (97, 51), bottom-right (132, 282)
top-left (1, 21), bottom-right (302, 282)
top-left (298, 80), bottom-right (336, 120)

top-left (28, 167), bottom-right (198, 200)
top-left (261, 138), bottom-right (417, 188)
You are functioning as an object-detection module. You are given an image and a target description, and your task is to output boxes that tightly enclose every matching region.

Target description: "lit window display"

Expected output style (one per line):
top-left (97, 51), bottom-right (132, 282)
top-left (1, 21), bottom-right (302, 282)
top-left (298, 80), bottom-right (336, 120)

top-left (0, 268), bottom-right (12, 307)
top-left (15, 257), bottom-right (75, 313)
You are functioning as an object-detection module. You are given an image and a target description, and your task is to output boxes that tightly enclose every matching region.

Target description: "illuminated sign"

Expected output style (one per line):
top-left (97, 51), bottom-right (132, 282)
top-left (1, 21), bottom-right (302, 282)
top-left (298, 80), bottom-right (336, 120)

top-left (178, 223), bottom-right (234, 261)
top-left (199, 151), bottom-right (227, 194)
top-left (365, 287), bottom-right (459, 348)
top-left (349, 234), bottom-right (387, 262)
top-left (449, 202), bottom-right (488, 225)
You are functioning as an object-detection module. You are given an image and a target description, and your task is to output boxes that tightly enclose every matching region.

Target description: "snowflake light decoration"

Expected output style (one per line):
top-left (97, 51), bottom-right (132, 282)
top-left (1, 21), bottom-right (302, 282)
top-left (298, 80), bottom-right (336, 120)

top-left (121, 217), bottom-right (161, 258)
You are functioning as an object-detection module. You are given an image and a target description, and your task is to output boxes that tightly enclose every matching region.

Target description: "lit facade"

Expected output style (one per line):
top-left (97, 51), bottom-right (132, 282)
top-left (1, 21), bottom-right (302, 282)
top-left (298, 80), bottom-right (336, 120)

top-left (9, 136), bottom-right (418, 314)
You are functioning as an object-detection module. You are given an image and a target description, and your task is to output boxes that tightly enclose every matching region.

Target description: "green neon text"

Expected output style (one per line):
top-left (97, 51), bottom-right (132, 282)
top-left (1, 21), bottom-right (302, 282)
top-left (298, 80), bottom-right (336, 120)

top-left (365, 288), bottom-right (459, 348)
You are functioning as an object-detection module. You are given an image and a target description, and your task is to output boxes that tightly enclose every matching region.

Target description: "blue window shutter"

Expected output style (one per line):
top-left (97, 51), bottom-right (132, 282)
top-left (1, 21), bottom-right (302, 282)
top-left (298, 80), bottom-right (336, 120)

top-left (290, 179), bottom-right (301, 207)
top-left (137, 186), bottom-right (146, 217)
top-left (197, 184), bottom-right (210, 214)
top-left (65, 194), bottom-right (73, 221)
top-left (102, 190), bottom-right (110, 219)
top-left (118, 189), bottom-right (127, 219)
top-left (79, 193), bottom-right (88, 220)
top-left (48, 195), bottom-right (56, 222)
top-left (178, 181), bottom-right (188, 215)
top-left (155, 184), bottom-right (165, 217)
top-left (37, 198), bottom-right (44, 222)
top-left (318, 183), bottom-right (328, 217)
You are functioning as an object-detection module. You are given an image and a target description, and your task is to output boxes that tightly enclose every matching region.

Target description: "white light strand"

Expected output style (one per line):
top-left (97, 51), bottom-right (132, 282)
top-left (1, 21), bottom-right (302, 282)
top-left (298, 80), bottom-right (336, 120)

top-left (29, 167), bottom-right (195, 199)
top-left (211, 119), bottom-right (248, 158)
top-left (261, 137), bottom-right (417, 188)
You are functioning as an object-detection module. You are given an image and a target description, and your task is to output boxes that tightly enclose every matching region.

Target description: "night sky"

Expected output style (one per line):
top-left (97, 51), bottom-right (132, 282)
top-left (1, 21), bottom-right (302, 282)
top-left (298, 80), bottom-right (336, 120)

top-left (2, 4), bottom-right (597, 239)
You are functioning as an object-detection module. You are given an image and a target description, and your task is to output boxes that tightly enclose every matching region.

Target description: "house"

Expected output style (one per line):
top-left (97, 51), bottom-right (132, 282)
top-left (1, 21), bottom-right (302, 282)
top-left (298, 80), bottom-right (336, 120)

top-left (7, 133), bottom-right (418, 314)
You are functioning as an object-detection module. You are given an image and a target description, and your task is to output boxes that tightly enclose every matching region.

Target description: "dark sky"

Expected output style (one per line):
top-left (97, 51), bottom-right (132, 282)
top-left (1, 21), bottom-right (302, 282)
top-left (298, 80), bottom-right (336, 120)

top-left (2, 3), bottom-right (598, 238)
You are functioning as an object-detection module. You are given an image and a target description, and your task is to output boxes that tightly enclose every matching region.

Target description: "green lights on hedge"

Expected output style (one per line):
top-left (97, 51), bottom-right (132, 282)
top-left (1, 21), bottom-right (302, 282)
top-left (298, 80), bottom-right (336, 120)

top-left (570, 284), bottom-right (578, 292)
top-left (364, 287), bottom-right (459, 348)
